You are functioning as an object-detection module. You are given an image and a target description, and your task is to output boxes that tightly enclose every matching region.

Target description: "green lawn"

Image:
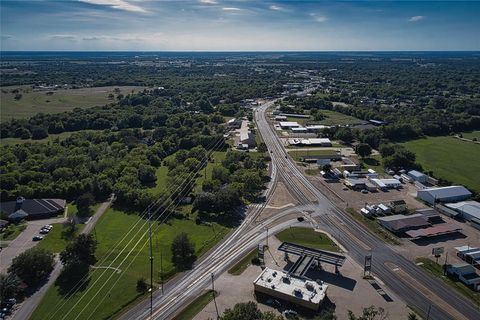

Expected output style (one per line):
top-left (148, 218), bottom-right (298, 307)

top-left (288, 149), bottom-right (339, 162)
top-left (286, 116), bottom-right (311, 125)
top-left (462, 131), bottom-right (480, 141)
top-left (415, 258), bottom-right (479, 304)
top-left (173, 290), bottom-right (216, 320)
top-left (149, 166), bottom-right (169, 196)
top-left (318, 110), bottom-right (363, 126)
top-left (1, 86), bottom-right (144, 122)
top-left (30, 208), bottom-right (229, 320)
top-left (37, 223), bottom-right (85, 253)
top-left (0, 130), bottom-right (101, 146)
top-left (194, 151), bottom-right (227, 193)
top-left (361, 155), bottom-right (383, 173)
top-left (0, 222), bottom-right (27, 241)
top-left (275, 227), bottom-right (339, 252)
top-left (402, 136), bottom-right (480, 194)
top-left (228, 249), bottom-right (258, 275)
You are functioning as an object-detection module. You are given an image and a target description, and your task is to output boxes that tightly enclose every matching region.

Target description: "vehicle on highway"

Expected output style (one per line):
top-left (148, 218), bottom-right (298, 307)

top-left (32, 235), bottom-right (43, 241)
top-left (297, 216), bottom-right (304, 222)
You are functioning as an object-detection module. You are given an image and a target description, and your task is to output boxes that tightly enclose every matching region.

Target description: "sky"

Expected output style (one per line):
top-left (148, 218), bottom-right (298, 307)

top-left (1, 0), bottom-right (479, 51)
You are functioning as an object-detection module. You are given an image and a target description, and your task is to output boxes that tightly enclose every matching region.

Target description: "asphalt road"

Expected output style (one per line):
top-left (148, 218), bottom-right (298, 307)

top-left (123, 95), bottom-right (480, 320)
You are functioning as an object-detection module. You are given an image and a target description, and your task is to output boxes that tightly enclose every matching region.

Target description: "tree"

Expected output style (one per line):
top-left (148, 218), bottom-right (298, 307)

top-left (334, 128), bottom-right (354, 143)
top-left (136, 277), bottom-right (148, 293)
top-left (383, 148), bottom-right (416, 170)
top-left (76, 193), bottom-right (95, 216)
top-left (171, 232), bottom-right (196, 270)
top-left (257, 142), bottom-right (268, 153)
top-left (31, 126), bottom-right (48, 140)
top-left (322, 164), bottom-right (332, 173)
top-left (60, 234), bottom-right (97, 267)
top-left (8, 248), bottom-right (55, 287)
top-left (348, 306), bottom-right (388, 320)
top-left (356, 143), bottom-right (372, 158)
top-left (0, 273), bottom-right (22, 300)
top-left (220, 302), bottom-right (283, 320)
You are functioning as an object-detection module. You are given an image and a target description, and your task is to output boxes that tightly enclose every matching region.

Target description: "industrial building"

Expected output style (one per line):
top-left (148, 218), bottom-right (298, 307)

top-left (254, 268), bottom-right (328, 310)
top-left (445, 201), bottom-right (480, 226)
top-left (370, 178), bottom-right (401, 189)
top-left (408, 170), bottom-right (428, 183)
top-left (417, 186), bottom-right (472, 204)
top-left (236, 120), bottom-right (256, 150)
top-left (455, 245), bottom-right (480, 266)
top-left (279, 121), bottom-right (301, 129)
top-left (378, 214), bottom-right (431, 234)
top-left (446, 264), bottom-right (480, 291)
top-left (275, 115), bottom-right (288, 121)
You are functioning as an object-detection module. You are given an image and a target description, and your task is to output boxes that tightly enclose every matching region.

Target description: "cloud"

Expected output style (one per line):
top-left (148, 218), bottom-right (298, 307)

top-left (222, 7), bottom-right (242, 12)
top-left (269, 5), bottom-right (282, 11)
top-left (310, 13), bottom-right (328, 23)
top-left (199, 0), bottom-right (218, 4)
top-left (78, 0), bottom-right (147, 13)
top-left (1, 34), bottom-right (14, 40)
top-left (49, 34), bottom-right (77, 41)
top-left (408, 15), bottom-right (425, 22)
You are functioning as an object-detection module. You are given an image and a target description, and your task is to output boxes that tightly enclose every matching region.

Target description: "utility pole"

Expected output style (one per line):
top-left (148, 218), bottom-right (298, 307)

top-left (211, 273), bottom-right (219, 320)
top-left (148, 209), bottom-right (154, 320)
top-left (264, 226), bottom-right (269, 248)
top-left (160, 250), bottom-right (164, 295)
top-left (426, 304), bottom-right (432, 320)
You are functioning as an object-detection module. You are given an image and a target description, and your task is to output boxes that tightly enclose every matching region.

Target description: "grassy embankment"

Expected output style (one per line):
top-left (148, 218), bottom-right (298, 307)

top-left (0, 222), bottom-right (27, 241)
top-left (37, 223), bottom-right (86, 253)
top-left (228, 249), bottom-right (258, 275)
top-left (275, 227), bottom-right (340, 252)
top-left (172, 290), bottom-right (217, 320)
top-left (346, 208), bottom-right (401, 245)
top-left (31, 208), bottom-right (230, 320)
top-left (415, 257), bottom-right (479, 304)
top-left (402, 136), bottom-right (480, 194)
top-left (0, 85), bottom-right (144, 122)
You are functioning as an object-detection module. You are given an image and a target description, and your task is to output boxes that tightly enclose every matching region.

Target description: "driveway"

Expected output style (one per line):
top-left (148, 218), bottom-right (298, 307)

top-left (0, 217), bottom-right (66, 272)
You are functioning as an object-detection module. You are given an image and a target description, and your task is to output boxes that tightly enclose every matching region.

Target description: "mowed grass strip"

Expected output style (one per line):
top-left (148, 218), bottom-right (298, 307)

top-left (30, 208), bottom-right (229, 320)
top-left (228, 249), bottom-right (258, 275)
top-left (36, 223), bottom-right (85, 253)
top-left (402, 136), bottom-right (480, 193)
top-left (172, 290), bottom-right (216, 320)
top-left (275, 227), bottom-right (339, 252)
top-left (0, 86), bottom-right (144, 121)
top-left (415, 258), bottom-right (479, 304)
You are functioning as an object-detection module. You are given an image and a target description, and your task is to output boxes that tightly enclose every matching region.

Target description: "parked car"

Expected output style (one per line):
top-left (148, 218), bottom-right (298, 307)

top-left (43, 224), bottom-right (53, 230)
top-left (361, 189), bottom-right (368, 194)
top-left (282, 310), bottom-right (298, 318)
top-left (32, 235), bottom-right (43, 241)
top-left (39, 228), bottom-right (50, 234)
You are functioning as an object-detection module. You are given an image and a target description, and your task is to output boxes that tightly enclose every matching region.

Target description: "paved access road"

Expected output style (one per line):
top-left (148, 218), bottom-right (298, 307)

top-left (255, 99), bottom-right (480, 320)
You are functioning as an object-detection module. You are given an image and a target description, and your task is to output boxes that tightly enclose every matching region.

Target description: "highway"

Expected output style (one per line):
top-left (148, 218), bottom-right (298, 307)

top-left (123, 97), bottom-right (480, 320)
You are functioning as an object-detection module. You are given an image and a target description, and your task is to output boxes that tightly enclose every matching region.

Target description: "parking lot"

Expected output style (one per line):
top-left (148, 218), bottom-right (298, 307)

top-left (0, 217), bottom-right (64, 271)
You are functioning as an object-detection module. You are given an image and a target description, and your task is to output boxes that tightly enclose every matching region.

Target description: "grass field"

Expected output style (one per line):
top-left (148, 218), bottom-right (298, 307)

top-left (0, 130), bottom-right (101, 146)
top-left (402, 136), bottom-right (480, 193)
top-left (173, 290), bottom-right (216, 320)
top-left (37, 223), bottom-right (85, 253)
top-left (275, 227), bottom-right (339, 252)
top-left (194, 151), bottom-right (227, 193)
top-left (149, 166), bottom-right (169, 196)
top-left (228, 249), bottom-right (258, 275)
top-left (1, 85), bottom-right (144, 121)
top-left (462, 131), bottom-right (480, 141)
top-left (318, 110), bottom-right (363, 126)
top-left (415, 258), bottom-right (479, 304)
top-left (361, 155), bottom-right (384, 173)
top-left (30, 208), bottom-right (229, 320)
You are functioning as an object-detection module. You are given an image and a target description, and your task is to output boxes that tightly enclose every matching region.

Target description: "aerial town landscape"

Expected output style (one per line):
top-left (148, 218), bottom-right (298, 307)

top-left (1, 1), bottom-right (480, 320)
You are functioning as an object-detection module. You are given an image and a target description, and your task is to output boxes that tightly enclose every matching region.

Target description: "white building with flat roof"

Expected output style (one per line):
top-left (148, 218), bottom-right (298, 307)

top-left (279, 121), bottom-right (300, 129)
top-left (417, 186), bottom-right (472, 204)
top-left (253, 267), bottom-right (328, 310)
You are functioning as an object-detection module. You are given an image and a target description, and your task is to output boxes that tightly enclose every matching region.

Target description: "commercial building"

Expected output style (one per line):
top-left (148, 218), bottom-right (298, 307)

top-left (275, 115), bottom-right (288, 121)
top-left (377, 214), bottom-right (430, 234)
top-left (291, 127), bottom-right (308, 134)
top-left (305, 125), bottom-right (329, 132)
top-left (405, 223), bottom-right (461, 239)
top-left (417, 186), bottom-right (472, 204)
top-left (1, 197), bottom-right (66, 221)
top-left (254, 267), bottom-right (328, 310)
top-left (236, 120), bottom-right (256, 150)
top-left (455, 245), bottom-right (480, 266)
